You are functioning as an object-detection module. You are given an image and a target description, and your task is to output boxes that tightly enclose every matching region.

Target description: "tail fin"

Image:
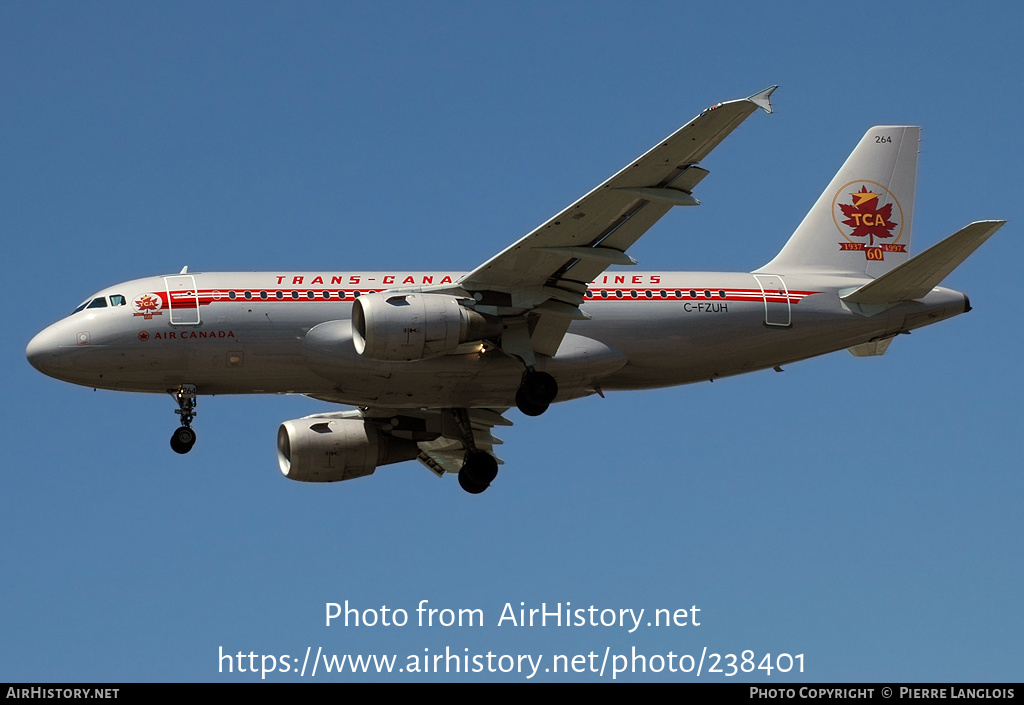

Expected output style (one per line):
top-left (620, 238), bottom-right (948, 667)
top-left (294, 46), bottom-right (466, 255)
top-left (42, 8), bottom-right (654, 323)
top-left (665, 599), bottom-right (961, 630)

top-left (759, 125), bottom-right (920, 277)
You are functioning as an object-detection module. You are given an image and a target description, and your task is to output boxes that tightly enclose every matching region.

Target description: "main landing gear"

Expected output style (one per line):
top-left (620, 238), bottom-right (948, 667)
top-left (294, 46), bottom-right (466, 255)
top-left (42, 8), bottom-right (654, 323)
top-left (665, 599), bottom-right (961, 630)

top-left (170, 384), bottom-right (197, 454)
top-left (454, 369), bottom-right (557, 494)
top-left (448, 408), bottom-right (501, 494)
top-left (515, 369), bottom-right (558, 416)
top-left (458, 450), bottom-right (499, 494)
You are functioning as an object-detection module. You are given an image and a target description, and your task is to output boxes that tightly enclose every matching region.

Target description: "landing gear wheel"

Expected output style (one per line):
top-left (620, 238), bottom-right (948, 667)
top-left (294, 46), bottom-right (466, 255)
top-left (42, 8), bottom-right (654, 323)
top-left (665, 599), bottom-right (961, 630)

top-left (458, 450), bottom-right (498, 493)
top-left (458, 470), bottom-right (488, 494)
top-left (515, 387), bottom-right (549, 416)
top-left (521, 371), bottom-right (558, 406)
top-left (515, 370), bottom-right (557, 415)
top-left (170, 426), bottom-right (196, 454)
top-left (463, 451), bottom-right (498, 485)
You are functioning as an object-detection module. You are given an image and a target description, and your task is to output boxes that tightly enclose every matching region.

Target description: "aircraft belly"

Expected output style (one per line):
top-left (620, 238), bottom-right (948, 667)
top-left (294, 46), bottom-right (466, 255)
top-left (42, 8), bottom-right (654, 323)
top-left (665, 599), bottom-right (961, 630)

top-left (580, 294), bottom-right (908, 389)
top-left (91, 302), bottom-right (328, 394)
top-left (303, 321), bottom-right (626, 407)
top-left (106, 338), bottom-right (324, 394)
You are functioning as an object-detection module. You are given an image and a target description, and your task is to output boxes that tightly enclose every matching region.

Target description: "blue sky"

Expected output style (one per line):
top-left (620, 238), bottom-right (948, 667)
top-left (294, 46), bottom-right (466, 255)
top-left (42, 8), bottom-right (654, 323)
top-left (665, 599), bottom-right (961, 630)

top-left (4, 2), bottom-right (1021, 682)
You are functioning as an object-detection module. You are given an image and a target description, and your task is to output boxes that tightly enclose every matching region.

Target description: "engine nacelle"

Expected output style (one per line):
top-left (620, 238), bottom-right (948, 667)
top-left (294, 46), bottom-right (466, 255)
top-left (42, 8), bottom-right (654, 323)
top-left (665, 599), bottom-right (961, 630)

top-left (277, 417), bottom-right (419, 483)
top-left (352, 292), bottom-right (502, 361)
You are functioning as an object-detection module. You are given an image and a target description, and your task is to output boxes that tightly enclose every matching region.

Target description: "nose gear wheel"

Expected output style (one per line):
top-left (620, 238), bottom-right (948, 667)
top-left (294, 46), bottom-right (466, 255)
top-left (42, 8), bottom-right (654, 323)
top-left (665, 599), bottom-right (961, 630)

top-left (169, 385), bottom-right (198, 454)
top-left (170, 425), bottom-right (196, 454)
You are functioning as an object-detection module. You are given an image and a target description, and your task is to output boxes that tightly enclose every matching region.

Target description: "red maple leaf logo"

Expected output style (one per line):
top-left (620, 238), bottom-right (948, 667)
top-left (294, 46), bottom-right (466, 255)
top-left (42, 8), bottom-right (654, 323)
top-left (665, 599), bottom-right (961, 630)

top-left (839, 186), bottom-right (896, 246)
top-left (136, 295), bottom-right (160, 311)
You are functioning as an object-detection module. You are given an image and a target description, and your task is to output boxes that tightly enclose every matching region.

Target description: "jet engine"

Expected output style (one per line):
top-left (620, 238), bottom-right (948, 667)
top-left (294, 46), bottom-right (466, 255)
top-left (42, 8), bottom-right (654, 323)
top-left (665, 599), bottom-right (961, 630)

top-left (278, 417), bottom-right (419, 483)
top-left (352, 292), bottom-right (502, 361)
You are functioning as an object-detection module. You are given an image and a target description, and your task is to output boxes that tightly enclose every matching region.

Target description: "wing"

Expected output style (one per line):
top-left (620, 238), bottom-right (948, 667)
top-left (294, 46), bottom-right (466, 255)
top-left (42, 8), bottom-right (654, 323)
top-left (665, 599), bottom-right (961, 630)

top-left (458, 86), bottom-right (776, 356)
top-left (301, 404), bottom-right (512, 477)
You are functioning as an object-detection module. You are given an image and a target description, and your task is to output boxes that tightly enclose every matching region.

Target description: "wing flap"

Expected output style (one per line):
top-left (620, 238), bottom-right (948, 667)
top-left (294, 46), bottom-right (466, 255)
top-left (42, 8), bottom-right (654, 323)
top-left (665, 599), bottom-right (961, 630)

top-left (416, 408), bottom-right (508, 475)
top-left (338, 406), bottom-right (512, 477)
top-left (847, 336), bottom-right (895, 357)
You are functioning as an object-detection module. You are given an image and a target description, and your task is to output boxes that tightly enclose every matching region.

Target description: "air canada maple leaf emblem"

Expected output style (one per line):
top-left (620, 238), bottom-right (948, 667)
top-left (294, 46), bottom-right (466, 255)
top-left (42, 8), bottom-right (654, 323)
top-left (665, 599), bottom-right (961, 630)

top-left (839, 186), bottom-right (896, 246)
top-left (832, 181), bottom-right (906, 260)
top-left (132, 293), bottom-right (164, 319)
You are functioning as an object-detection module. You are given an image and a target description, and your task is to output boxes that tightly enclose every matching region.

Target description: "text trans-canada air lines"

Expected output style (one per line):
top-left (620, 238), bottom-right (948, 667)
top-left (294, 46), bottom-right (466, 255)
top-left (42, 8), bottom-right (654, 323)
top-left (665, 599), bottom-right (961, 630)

top-left (26, 88), bottom-right (1004, 494)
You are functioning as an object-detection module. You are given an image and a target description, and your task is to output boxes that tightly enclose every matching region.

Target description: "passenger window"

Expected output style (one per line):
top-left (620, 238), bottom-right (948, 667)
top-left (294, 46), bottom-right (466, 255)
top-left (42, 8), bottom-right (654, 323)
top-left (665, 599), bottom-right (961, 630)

top-left (86, 297), bottom-right (108, 309)
top-left (110, 295), bottom-right (126, 307)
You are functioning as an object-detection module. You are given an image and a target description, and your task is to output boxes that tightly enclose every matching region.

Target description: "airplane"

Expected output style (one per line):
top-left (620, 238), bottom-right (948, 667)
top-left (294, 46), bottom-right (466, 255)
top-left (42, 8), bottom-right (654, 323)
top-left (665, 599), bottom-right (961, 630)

top-left (26, 86), bottom-right (1004, 494)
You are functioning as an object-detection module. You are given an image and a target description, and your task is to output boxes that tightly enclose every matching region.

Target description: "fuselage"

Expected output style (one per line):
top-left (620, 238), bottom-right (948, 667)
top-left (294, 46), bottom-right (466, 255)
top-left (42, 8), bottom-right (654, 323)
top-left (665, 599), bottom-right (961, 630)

top-left (26, 269), bottom-right (969, 409)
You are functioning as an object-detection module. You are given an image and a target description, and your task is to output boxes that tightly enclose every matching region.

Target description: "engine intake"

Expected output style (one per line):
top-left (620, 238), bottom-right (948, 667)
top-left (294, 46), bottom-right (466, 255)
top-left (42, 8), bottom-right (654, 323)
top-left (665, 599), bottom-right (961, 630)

top-left (352, 293), bottom-right (502, 361)
top-left (278, 417), bottom-right (419, 483)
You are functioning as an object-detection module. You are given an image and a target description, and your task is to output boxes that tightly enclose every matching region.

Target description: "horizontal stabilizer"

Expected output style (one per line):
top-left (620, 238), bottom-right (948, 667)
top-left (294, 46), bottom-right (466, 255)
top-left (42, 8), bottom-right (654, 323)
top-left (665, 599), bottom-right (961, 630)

top-left (842, 220), bottom-right (1005, 305)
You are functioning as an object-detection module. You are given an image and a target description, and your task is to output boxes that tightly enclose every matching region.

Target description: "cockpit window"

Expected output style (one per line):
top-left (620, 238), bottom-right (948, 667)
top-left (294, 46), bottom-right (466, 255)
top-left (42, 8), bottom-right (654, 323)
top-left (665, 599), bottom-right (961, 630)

top-left (72, 299), bottom-right (90, 314)
top-left (86, 297), bottom-right (108, 309)
top-left (110, 295), bottom-right (126, 307)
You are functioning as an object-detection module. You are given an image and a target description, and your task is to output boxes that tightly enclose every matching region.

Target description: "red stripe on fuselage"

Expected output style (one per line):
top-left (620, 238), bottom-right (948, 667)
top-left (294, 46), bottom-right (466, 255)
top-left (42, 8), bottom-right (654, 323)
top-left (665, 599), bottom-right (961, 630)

top-left (175, 287), bottom-right (820, 307)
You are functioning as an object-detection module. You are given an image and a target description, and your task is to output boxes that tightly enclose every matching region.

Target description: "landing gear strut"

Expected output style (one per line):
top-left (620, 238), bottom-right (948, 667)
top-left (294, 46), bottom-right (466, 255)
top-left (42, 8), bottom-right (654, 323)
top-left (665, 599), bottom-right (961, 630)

top-left (515, 370), bottom-right (558, 416)
top-left (170, 384), bottom-right (197, 454)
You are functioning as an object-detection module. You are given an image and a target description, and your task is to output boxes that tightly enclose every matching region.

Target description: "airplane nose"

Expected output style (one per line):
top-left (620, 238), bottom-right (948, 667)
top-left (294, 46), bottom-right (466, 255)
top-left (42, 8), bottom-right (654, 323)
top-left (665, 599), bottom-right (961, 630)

top-left (26, 326), bottom-right (61, 374)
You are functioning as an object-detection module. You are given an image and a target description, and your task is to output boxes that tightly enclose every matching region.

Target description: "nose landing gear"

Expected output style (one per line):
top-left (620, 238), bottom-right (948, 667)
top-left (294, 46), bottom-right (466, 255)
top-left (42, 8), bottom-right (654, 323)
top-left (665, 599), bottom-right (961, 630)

top-left (169, 384), bottom-right (197, 454)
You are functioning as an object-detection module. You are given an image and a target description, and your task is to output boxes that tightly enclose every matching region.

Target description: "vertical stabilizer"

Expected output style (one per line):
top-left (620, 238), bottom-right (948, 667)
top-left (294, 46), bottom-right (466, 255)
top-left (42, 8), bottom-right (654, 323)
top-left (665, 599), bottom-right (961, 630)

top-left (759, 126), bottom-right (919, 277)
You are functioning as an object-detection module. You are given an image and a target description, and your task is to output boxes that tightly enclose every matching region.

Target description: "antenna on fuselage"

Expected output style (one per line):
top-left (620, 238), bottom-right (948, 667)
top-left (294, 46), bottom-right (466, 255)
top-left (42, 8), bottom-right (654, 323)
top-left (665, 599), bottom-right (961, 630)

top-left (179, 266), bottom-right (189, 274)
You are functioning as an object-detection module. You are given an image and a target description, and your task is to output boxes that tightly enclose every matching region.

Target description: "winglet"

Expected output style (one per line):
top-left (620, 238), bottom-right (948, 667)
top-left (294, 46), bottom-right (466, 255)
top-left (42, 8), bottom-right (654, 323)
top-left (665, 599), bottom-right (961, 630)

top-left (747, 85), bottom-right (778, 114)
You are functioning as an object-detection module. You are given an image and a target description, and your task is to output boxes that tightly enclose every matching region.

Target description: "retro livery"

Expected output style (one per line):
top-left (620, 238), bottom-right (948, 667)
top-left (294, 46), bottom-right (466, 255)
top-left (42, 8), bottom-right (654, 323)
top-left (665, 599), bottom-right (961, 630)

top-left (26, 87), bottom-right (1004, 493)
